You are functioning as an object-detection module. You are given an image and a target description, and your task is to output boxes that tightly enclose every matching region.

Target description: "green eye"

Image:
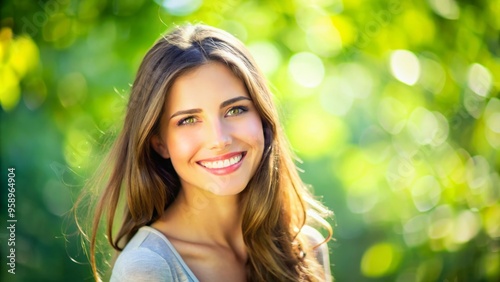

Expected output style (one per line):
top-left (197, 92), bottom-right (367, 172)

top-left (178, 116), bottom-right (197, 126)
top-left (226, 106), bottom-right (248, 116)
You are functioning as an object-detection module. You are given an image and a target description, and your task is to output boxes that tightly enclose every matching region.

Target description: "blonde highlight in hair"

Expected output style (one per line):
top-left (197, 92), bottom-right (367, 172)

top-left (78, 24), bottom-right (332, 281)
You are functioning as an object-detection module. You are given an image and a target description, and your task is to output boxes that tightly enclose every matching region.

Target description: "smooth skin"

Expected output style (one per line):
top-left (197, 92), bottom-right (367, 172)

top-left (151, 62), bottom-right (265, 281)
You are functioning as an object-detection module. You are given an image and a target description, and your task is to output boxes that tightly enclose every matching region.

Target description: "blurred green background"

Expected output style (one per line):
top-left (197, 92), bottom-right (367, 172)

top-left (1, 0), bottom-right (499, 281)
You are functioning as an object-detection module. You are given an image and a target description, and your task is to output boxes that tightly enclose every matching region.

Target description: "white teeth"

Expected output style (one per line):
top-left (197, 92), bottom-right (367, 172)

top-left (200, 154), bottom-right (243, 169)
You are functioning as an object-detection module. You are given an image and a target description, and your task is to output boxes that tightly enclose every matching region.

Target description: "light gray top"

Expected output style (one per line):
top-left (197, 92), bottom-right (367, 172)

top-left (110, 225), bottom-right (331, 281)
top-left (110, 226), bottom-right (199, 282)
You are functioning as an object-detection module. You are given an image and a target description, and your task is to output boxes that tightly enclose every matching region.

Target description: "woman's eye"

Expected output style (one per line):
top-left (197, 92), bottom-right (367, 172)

top-left (226, 106), bottom-right (248, 117)
top-left (177, 116), bottom-right (197, 126)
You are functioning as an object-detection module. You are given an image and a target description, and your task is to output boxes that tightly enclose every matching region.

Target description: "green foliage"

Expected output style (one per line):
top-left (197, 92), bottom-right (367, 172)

top-left (1, 0), bottom-right (498, 281)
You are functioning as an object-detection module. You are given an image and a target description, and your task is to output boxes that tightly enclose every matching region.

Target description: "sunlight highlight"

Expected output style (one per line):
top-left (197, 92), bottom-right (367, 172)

top-left (288, 52), bottom-right (325, 88)
top-left (428, 0), bottom-right (460, 20)
top-left (248, 41), bottom-right (282, 76)
top-left (390, 50), bottom-right (420, 85)
top-left (467, 63), bottom-right (493, 97)
top-left (156, 0), bottom-right (202, 16)
top-left (361, 242), bottom-right (400, 277)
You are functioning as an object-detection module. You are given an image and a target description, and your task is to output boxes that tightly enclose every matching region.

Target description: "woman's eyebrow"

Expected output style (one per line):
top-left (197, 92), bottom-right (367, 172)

top-left (169, 96), bottom-right (251, 120)
top-left (170, 108), bottom-right (202, 120)
top-left (220, 96), bottom-right (251, 108)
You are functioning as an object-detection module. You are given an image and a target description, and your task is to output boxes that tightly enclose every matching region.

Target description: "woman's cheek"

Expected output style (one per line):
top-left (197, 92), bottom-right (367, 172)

top-left (167, 130), bottom-right (201, 159)
top-left (244, 116), bottom-right (265, 148)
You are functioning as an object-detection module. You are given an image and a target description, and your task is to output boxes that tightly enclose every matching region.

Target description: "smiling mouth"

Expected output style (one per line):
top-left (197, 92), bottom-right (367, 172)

top-left (197, 152), bottom-right (247, 169)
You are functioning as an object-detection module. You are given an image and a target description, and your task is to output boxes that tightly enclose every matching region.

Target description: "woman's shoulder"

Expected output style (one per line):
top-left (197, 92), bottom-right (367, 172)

top-left (300, 225), bottom-right (333, 281)
top-left (110, 226), bottom-right (198, 282)
top-left (301, 225), bottom-right (327, 246)
top-left (111, 245), bottom-right (172, 282)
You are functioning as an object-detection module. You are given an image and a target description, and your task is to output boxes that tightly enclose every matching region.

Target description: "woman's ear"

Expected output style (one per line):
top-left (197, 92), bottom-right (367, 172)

top-left (151, 135), bottom-right (170, 159)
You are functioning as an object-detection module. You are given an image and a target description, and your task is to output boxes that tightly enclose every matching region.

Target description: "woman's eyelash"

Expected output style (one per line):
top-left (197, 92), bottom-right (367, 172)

top-left (226, 106), bottom-right (248, 116)
top-left (177, 116), bottom-right (197, 126)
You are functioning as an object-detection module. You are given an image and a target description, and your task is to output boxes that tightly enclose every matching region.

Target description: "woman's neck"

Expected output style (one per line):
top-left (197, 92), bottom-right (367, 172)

top-left (156, 187), bottom-right (244, 247)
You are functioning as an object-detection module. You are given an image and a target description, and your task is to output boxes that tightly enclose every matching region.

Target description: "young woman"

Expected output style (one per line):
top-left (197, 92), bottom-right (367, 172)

top-left (83, 23), bottom-right (332, 281)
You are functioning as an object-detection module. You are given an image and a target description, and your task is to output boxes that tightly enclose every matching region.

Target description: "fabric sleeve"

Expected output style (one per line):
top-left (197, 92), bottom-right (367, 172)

top-left (302, 225), bottom-right (332, 282)
top-left (110, 247), bottom-right (174, 282)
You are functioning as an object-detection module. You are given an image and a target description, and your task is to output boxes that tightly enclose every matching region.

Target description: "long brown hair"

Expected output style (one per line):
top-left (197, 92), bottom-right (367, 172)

top-left (78, 23), bottom-right (332, 281)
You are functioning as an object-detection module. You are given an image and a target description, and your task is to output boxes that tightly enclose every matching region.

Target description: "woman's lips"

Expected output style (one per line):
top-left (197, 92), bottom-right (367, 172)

top-left (197, 151), bottom-right (247, 175)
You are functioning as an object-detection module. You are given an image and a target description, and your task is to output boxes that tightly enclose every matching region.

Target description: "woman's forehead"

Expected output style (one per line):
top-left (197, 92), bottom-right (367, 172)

top-left (165, 62), bottom-right (250, 110)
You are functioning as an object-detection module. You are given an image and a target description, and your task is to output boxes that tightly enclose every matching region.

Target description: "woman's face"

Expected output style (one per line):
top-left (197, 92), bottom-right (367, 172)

top-left (152, 62), bottom-right (265, 196)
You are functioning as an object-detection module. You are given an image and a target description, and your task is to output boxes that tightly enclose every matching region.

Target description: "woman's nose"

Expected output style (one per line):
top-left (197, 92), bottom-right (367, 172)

top-left (206, 118), bottom-right (232, 150)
